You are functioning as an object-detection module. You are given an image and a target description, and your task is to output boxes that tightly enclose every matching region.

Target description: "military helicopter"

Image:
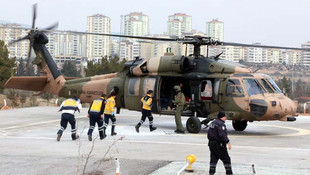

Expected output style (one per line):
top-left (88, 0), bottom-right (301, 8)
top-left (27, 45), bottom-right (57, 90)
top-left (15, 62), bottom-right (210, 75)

top-left (4, 4), bottom-right (307, 133)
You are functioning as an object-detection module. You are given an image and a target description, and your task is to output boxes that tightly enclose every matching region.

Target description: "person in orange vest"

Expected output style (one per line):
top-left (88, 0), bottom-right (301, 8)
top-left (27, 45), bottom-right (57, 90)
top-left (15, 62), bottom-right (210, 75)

top-left (135, 90), bottom-right (157, 133)
top-left (87, 94), bottom-right (106, 141)
top-left (102, 92), bottom-right (117, 138)
top-left (57, 96), bottom-right (82, 141)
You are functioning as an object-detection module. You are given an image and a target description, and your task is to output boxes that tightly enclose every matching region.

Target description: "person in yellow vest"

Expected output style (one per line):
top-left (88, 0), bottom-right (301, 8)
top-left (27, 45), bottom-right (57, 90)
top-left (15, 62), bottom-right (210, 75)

top-left (87, 94), bottom-right (106, 141)
top-left (135, 90), bottom-right (157, 133)
top-left (103, 92), bottom-right (117, 138)
top-left (57, 96), bottom-right (82, 141)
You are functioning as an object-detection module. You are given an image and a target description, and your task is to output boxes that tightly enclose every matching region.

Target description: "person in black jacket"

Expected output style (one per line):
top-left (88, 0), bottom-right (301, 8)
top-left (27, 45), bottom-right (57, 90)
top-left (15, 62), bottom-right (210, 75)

top-left (87, 94), bottom-right (106, 141)
top-left (207, 111), bottom-right (233, 175)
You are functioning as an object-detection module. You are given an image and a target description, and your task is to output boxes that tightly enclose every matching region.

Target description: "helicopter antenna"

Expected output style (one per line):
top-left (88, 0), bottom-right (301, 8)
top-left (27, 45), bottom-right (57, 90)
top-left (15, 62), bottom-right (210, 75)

top-left (253, 69), bottom-right (259, 73)
top-left (214, 52), bottom-right (223, 61)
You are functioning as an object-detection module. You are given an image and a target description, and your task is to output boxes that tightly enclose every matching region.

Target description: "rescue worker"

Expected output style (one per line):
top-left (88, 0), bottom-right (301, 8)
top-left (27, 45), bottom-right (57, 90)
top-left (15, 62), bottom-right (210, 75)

top-left (87, 94), bottom-right (106, 141)
top-left (172, 85), bottom-right (186, 134)
top-left (102, 92), bottom-right (117, 138)
top-left (135, 90), bottom-right (157, 133)
top-left (207, 111), bottom-right (233, 175)
top-left (57, 97), bottom-right (82, 141)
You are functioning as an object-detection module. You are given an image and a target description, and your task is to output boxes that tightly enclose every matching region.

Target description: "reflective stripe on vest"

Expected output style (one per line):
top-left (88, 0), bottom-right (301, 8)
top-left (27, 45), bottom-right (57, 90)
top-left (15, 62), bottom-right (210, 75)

top-left (90, 98), bottom-right (104, 113)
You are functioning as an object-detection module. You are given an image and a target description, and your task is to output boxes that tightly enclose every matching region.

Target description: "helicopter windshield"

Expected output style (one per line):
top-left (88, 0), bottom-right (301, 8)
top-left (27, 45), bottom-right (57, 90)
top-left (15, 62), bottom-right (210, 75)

top-left (267, 78), bottom-right (282, 93)
top-left (258, 79), bottom-right (274, 93)
top-left (243, 79), bottom-right (266, 96)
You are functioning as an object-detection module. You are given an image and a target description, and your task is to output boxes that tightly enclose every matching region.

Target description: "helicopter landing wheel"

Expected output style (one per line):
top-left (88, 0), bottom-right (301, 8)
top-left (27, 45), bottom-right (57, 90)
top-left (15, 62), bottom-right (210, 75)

top-left (186, 116), bottom-right (201, 133)
top-left (232, 120), bottom-right (247, 131)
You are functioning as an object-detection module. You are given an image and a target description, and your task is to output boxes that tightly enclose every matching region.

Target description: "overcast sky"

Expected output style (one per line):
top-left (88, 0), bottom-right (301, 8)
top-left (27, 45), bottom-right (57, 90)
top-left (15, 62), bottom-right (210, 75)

top-left (1, 0), bottom-right (310, 47)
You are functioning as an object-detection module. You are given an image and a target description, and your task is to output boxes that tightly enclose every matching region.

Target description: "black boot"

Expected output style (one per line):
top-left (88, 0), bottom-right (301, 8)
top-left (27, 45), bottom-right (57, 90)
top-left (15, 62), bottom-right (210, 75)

top-left (150, 125), bottom-right (157, 132)
top-left (88, 134), bottom-right (92, 141)
top-left (72, 133), bottom-right (79, 140)
top-left (99, 131), bottom-right (104, 140)
top-left (135, 124), bottom-right (140, 133)
top-left (57, 133), bottom-right (62, 142)
top-left (111, 125), bottom-right (117, 136)
top-left (101, 128), bottom-right (107, 139)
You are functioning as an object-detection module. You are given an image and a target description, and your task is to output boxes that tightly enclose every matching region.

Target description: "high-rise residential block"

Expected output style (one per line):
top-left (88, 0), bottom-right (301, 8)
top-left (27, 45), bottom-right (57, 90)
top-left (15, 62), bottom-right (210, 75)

top-left (206, 19), bottom-right (224, 42)
top-left (124, 12), bottom-right (149, 36)
top-left (167, 13), bottom-right (192, 36)
top-left (87, 14), bottom-right (111, 60)
top-left (0, 23), bottom-right (29, 59)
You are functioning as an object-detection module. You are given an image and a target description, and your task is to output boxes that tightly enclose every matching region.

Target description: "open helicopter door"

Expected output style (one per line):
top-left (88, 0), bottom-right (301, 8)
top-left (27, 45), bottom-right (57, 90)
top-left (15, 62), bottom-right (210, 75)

top-left (158, 76), bottom-right (192, 115)
top-left (199, 79), bottom-right (223, 116)
top-left (186, 78), bottom-right (226, 133)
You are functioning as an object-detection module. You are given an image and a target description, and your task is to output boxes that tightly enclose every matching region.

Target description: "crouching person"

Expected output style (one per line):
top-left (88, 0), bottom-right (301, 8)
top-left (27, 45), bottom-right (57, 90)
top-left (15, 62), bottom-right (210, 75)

top-left (57, 97), bottom-right (82, 141)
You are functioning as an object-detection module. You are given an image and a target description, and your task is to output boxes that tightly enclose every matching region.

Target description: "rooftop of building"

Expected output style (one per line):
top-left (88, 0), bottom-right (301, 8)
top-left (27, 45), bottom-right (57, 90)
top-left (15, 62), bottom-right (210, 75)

top-left (169, 13), bottom-right (190, 17)
top-left (126, 12), bottom-right (147, 16)
top-left (88, 14), bottom-right (109, 18)
top-left (208, 18), bottom-right (223, 23)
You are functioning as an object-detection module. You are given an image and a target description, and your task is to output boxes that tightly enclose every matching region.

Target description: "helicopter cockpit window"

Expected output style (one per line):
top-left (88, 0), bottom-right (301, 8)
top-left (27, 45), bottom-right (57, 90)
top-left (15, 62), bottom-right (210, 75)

top-left (258, 79), bottom-right (274, 93)
top-left (267, 79), bottom-right (282, 93)
top-left (243, 79), bottom-right (266, 96)
top-left (226, 79), bottom-right (244, 97)
top-left (128, 78), bottom-right (140, 96)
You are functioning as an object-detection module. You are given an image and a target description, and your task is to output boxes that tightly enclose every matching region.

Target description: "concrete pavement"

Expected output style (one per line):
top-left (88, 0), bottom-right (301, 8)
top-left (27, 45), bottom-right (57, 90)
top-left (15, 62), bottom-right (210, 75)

top-left (0, 106), bottom-right (309, 175)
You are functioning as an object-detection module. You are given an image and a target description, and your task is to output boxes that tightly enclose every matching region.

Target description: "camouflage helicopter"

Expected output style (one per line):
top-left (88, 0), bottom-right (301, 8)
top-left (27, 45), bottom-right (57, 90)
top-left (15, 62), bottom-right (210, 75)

top-left (4, 4), bottom-right (307, 133)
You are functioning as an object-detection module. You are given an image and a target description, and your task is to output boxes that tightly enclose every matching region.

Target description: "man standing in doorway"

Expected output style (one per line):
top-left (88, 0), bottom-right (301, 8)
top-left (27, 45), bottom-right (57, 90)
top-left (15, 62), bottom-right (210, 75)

top-left (173, 85), bottom-right (185, 134)
top-left (207, 111), bottom-right (233, 175)
top-left (135, 90), bottom-right (157, 133)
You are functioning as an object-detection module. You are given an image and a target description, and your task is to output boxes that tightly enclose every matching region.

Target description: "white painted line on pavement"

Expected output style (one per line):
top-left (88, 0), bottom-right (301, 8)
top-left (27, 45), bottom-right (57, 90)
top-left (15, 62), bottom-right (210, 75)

top-left (0, 135), bottom-right (309, 152)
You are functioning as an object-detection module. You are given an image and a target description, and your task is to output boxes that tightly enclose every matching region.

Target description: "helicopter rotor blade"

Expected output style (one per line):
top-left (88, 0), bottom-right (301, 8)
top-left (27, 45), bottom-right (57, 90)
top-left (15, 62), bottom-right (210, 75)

top-left (63, 31), bottom-right (179, 42)
top-left (31, 4), bottom-right (37, 29)
top-left (8, 35), bottom-right (29, 46)
top-left (42, 22), bottom-right (59, 32)
top-left (222, 42), bottom-right (307, 51)
top-left (27, 39), bottom-right (34, 60)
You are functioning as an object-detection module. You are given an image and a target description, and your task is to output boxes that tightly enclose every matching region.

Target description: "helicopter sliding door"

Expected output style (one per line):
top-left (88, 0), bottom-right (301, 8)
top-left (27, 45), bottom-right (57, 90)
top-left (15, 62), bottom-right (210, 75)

top-left (124, 76), bottom-right (157, 112)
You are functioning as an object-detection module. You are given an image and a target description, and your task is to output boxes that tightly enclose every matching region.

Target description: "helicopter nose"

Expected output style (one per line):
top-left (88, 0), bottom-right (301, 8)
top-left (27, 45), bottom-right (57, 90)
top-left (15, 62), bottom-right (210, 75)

top-left (282, 98), bottom-right (298, 116)
top-left (264, 96), bottom-right (297, 120)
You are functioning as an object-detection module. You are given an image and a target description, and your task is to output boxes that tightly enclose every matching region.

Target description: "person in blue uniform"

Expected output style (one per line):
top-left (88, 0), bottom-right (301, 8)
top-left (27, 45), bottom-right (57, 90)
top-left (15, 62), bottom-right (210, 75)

top-left (57, 97), bottom-right (82, 141)
top-left (87, 94), bottom-right (106, 141)
top-left (207, 111), bottom-right (233, 175)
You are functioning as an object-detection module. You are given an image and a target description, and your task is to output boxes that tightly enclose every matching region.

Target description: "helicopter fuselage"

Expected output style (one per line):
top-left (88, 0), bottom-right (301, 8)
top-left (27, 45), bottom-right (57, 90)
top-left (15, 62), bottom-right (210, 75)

top-left (58, 55), bottom-right (297, 125)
